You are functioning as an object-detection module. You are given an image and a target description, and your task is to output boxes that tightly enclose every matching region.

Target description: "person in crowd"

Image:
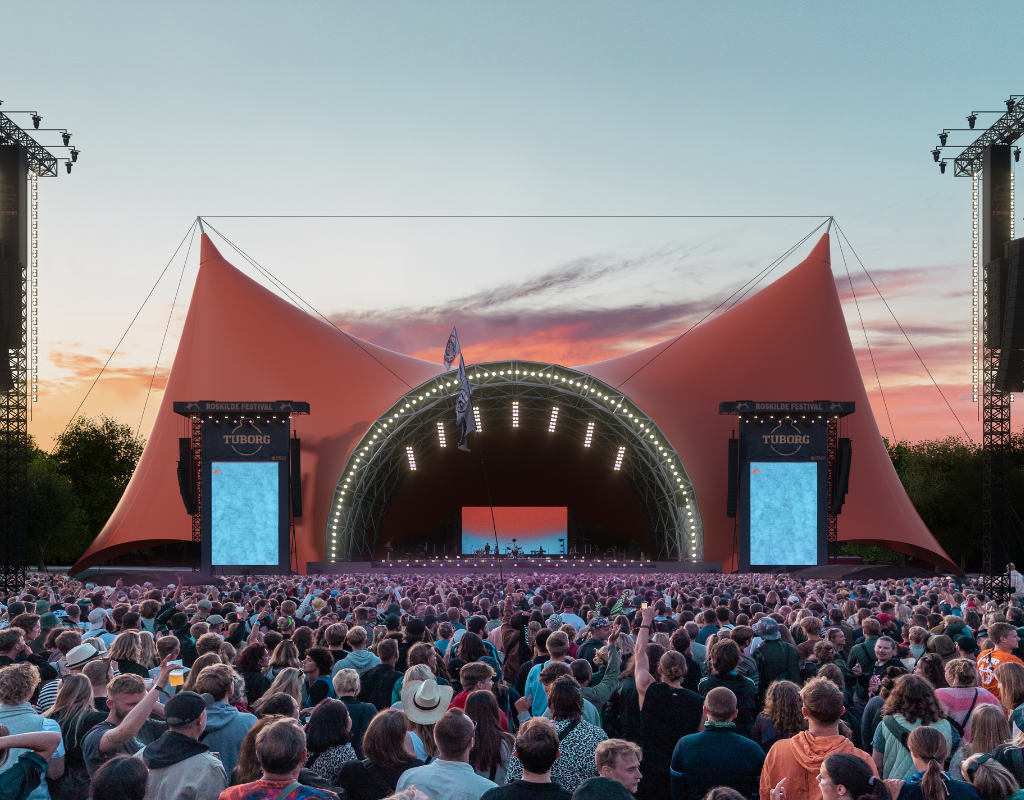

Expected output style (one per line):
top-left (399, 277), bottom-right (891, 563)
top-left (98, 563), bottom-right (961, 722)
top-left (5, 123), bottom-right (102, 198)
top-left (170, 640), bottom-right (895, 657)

top-left (669, 687), bottom-right (765, 800)
top-left (0, 660), bottom-right (67, 799)
top-left (632, 606), bottom-right (703, 800)
top-left (217, 716), bottom-right (339, 800)
top-left (961, 754), bottom-right (1020, 800)
top-left (139, 691), bottom-right (228, 800)
top-left (914, 654), bottom-right (949, 690)
top-left (334, 626), bottom-right (379, 677)
top-left (0, 726), bottom-right (63, 800)
top-left (524, 632), bottom-right (571, 718)
top-left (979, 624), bottom-right (1023, 700)
top-left (575, 619), bottom-right (613, 670)
top-left (82, 657), bottom-right (173, 777)
top-left (465, 690), bottom-right (515, 785)
top-left (266, 641), bottom-right (301, 680)
top-left (331, 668), bottom-right (376, 757)
top-left (815, 753), bottom-right (892, 800)
top-left (572, 739), bottom-right (643, 800)
top-left (479, 718), bottom-right (570, 800)
top-left (108, 632), bottom-right (149, 679)
top-left (761, 677), bottom-right (875, 800)
top-left (194, 663), bottom-right (257, 780)
top-left (89, 756), bottom-right (150, 800)
top-left (396, 709), bottom-right (498, 800)
top-left (181, 654), bottom-right (226, 695)
top-left (697, 638), bottom-right (758, 739)
top-left (235, 645), bottom-right (272, 708)
top-left (44, 673), bottom-right (106, 800)
top-left (950, 704), bottom-right (1009, 778)
top-left (303, 699), bottom-right (357, 786)
top-left (754, 680), bottom-right (806, 753)
top-left (872, 674), bottom-right (958, 780)
top-left (506, 677), bottom-right (608, 794)
top-left (884, 726), bottom-right (979, 800)
top-left (753, 618), bottom-right (801, 698)
top-left (301, 648), bottom-right (337, 708)
top-left (358, 639), bottom-right (401, 712)
top-left (252, 668), bottom-right (303, 716)
top-left (403, 677), bottom-right (454, 763)
top-left (936, 659), bottom-right (1001, 741)
top-left (995, 662), bottom-right (1024, 732)
top-left (336, 709), bottom-right (423, 800)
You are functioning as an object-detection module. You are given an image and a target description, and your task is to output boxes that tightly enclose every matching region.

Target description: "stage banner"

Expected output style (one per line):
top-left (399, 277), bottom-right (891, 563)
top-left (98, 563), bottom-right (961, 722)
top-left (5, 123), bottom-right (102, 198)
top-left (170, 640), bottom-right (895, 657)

top-left (742, 417), bottom-right (827, 462)
top-left (201, 419), bottom-right (291, 462)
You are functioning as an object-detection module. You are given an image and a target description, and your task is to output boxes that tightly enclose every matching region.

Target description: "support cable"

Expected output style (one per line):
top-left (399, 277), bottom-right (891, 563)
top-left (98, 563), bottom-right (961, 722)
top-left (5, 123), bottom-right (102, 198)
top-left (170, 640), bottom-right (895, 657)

top-left (136, 224), bottom-right (197, 438)
top-left (614, 219), bottom-right (830, 389)
top-left (52, 220), bottom-right (199, 451)
top-left (834, 222), bottom-right (973, 442)
top-left (201, 221), bottom-right (413, 391)
top-left (834, 230), bottom-right (897, 442)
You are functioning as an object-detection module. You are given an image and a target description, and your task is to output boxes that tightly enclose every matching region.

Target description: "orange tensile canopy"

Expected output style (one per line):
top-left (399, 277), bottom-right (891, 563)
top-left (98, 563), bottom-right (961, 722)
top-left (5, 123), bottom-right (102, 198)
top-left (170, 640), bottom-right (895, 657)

top-left (72, 233), bottom-right (956, 574)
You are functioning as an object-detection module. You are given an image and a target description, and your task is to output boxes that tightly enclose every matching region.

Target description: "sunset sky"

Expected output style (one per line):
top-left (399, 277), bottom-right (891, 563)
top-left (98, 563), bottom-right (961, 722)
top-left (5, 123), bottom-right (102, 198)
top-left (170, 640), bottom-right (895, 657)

top-left (3, 2), bottom-right (1017, 449)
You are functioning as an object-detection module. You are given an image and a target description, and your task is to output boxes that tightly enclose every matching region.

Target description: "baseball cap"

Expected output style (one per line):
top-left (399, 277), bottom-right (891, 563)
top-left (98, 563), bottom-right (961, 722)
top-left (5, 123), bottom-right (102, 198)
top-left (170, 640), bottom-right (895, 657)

top-left (590, 617), bottom-right (612, 629)
top-left (205, 615), bottom-right (226, 625)
top-left (164, 691), bottom-right (207, 726)
top-left (197, 599), bottom-right (213, 610)
top-left (87, 609), bottom-right (107, 626)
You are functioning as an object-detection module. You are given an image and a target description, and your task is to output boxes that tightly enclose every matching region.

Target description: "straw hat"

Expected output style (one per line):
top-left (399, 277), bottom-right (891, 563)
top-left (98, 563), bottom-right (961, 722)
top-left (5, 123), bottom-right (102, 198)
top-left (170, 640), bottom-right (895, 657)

top-left (401, 678), bottom-right (453, 725)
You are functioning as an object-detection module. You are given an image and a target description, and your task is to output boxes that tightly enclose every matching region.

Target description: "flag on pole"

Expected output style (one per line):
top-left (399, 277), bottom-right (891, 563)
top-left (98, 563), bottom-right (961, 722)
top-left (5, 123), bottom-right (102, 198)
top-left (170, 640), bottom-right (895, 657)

top-left (455, 355), bottom-right (477, 452)
top-left (443, 327), bottom-right (461, 371)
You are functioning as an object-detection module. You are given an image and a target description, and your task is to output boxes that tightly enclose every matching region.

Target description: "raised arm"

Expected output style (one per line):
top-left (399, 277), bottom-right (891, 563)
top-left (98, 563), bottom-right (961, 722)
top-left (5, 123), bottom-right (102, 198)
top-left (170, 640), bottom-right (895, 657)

top-left (0, 731), bottom-right (62, 760)
top-left (99, 655), bottom-right (172, 755)
top-left (635, 606), bottom-right (658, 707)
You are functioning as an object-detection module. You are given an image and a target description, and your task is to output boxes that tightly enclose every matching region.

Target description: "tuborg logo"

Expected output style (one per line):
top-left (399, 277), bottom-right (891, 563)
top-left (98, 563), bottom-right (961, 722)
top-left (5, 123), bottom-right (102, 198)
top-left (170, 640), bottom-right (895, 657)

top-left (763, 420), bottom-right (809, 456)
top-left (223, 423), bottom-right (270, 456)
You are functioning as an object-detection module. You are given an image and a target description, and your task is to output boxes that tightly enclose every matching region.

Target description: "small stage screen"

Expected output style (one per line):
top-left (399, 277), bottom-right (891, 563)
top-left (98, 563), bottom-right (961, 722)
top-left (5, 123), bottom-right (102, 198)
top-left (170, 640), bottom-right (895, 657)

top-left (211, 461), bottom-right (280, 566)
top-left (749, 462), bottom-right (818, 566)
top-left (462, 507), bottom-right (566, 557)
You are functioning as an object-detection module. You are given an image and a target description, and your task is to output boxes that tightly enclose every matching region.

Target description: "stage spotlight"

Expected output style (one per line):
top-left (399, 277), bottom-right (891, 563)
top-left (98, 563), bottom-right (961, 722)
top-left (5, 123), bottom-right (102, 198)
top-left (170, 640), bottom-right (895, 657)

top-left (1008, 98), bottom-right (1017, 113)
top-left (614, 446), bottom-right (625, 470)
top-left (70, 148), bottom-right (79, 162)
top-left (932, 148), bottom-right (941, 163)
top-left (968, 113), bottom-right (977, 129)
top-left (62, 132), bottom-right (71, 146)
top-left (548, 406), bottom-right (559, 432)
top-left (939, 132), bottom-right (947, 146)
top-left (31, 114), bottom-right (41, 128)
top-left (940, 161), bottom-right (946, 174)
top-left (1016, 147), bottom-right (1021, 163)
top-left (65, 161), bottom-right (72, 173)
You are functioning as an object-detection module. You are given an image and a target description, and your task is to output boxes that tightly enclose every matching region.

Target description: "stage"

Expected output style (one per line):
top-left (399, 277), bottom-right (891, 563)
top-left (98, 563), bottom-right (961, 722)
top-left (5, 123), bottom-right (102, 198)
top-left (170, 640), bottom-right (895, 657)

top-left (308, 559), bottom-right (724, 574)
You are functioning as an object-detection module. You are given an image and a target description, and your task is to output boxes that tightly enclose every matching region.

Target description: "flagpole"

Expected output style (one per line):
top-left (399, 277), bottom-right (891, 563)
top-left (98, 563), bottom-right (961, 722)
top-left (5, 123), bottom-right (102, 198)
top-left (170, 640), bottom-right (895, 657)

top-left (473, 431), bottom-right (505, 595)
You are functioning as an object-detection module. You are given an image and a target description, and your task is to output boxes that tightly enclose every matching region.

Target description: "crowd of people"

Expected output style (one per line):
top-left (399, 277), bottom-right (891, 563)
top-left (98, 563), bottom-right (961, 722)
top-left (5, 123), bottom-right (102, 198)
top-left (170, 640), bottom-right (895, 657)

top-left (1, 570), bottom-right (1024, 800)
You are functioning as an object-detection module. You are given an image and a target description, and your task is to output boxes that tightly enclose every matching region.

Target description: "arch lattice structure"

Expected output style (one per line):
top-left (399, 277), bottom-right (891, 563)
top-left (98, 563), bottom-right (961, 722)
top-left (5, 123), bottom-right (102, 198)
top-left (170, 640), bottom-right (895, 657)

top-left (328, 361), bottom-right (703, 562)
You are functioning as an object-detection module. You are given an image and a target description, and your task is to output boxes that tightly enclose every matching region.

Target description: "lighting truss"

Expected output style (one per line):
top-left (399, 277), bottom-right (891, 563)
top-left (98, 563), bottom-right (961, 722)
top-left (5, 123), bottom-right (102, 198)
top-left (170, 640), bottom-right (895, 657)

top-left (328, 361), bottom-right (701, 562)
top-left (0, 114), bottom-right (58, 177)
top-left (953, 98), bottom-right (1024, 177)
top-left (29, 172), bottom-right (37, 407)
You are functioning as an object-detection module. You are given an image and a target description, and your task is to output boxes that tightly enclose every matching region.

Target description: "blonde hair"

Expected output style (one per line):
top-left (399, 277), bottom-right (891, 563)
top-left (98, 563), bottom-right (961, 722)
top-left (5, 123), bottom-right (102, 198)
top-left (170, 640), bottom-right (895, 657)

top-left (254, 667), bottom-right (303, 713)
top-left (108, 631), bottom-right (141, 663)
top-left (138, 631), bottom-right (157, 669)
top-left (332, 667), bottom-right (361, 697)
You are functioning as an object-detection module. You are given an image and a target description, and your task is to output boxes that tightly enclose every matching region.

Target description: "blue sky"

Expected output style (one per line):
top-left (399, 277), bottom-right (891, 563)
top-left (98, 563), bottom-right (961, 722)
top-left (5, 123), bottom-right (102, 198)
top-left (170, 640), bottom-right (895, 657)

top-left (2, 1), bottom-right (1018, 444)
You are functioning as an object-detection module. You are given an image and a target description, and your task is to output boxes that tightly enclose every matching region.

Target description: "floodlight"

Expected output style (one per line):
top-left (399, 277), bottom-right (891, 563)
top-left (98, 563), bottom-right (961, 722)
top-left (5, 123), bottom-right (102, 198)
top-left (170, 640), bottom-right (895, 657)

top-left (968, 114), bottom-right (977, 129)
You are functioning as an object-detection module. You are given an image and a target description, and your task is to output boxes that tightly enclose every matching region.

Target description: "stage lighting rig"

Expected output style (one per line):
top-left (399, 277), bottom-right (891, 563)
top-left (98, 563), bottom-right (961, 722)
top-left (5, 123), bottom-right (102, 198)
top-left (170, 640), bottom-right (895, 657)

top-left (0, 100), bottom-right (79, 595)
top-left (932, 92), bottom-right (1022, 598)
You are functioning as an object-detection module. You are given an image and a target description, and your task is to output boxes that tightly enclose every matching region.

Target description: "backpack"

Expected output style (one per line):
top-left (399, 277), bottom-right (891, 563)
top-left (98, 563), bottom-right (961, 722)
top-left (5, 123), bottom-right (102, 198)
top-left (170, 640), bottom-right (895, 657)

top-left (946, 689), bottom-right (979, 739)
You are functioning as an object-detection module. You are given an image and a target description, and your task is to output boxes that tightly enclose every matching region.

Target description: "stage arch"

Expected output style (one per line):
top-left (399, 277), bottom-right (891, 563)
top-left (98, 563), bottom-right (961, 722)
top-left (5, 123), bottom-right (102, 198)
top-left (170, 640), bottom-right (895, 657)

top-left (328, 360), bottom-right (703, 562)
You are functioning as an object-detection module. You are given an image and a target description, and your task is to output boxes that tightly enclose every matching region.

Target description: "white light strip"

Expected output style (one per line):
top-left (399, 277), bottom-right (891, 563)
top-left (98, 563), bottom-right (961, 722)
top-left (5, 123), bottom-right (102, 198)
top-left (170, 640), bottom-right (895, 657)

top-left (614, 446), bottom-right (625, 470)
top-left (548, 406), bottom-right (559, 432)
top-left (973, 174), bottom-right (979, 405)
top-left (406, 446), bottom-right (417, 470)
top-left (473, 407), bottom-right (482, 431)
top-left (436, 421), bottom-right (446, 448)
top-left (584, 421), bottom-right (594, 447)
top-left (512, 401), bottom-right (519, 428)
top-left (30, 172), bottom-right (38, 407)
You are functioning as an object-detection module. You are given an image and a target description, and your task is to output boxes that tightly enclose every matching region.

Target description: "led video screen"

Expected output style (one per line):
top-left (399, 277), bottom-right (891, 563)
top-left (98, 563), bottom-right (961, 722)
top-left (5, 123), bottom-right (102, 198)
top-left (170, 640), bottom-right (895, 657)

top-left (462, 507), bottom-right (567, 556)
top-left (210, 461), bottom-right (280, 566)
top-left (749, 461), bottom-right (818, 566)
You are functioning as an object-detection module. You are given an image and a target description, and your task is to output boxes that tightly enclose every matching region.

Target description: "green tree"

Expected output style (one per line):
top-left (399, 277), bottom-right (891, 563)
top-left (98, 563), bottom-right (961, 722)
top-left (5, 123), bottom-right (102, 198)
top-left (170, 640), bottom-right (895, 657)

top-left (50, 416), bottom-right (145, 545)
top-left (26, 455), bottom-right (86, 570)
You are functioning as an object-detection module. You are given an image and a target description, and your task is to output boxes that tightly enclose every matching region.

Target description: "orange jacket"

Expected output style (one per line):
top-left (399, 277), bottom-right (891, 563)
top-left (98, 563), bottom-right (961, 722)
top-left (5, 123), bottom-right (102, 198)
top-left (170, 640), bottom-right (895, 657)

top-left (760, 731), bottom-right (876, 800)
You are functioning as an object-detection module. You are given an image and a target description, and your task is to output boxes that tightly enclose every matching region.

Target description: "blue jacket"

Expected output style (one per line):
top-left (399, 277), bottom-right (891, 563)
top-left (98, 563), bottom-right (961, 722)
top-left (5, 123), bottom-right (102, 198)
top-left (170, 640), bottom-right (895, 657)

top-left (201, 701), bottom-right (256, 779)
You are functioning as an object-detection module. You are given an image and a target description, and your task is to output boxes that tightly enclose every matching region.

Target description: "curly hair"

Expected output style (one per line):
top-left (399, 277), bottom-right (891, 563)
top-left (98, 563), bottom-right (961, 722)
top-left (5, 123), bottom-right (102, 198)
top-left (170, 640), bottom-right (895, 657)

top-left (237, 643), bottom-right (268, 674)
top-left (763, 680), bottom-right (805, 738)
top-left (0, 662), bottom-right (39, 705)
top-left (882, 674), bottom-right (945, 725)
